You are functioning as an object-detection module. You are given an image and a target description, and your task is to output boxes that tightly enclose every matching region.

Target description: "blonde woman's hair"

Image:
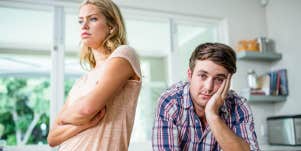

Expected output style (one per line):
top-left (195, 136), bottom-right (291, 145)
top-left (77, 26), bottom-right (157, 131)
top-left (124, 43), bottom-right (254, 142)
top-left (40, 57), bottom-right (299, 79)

top-left (79, 0), bottom-right (127, 69)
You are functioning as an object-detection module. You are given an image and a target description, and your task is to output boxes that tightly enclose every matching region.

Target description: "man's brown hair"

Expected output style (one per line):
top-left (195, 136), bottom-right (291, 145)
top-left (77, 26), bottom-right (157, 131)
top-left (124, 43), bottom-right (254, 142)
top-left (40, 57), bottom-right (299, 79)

top-left (189, 42), bottom-right (237, 74)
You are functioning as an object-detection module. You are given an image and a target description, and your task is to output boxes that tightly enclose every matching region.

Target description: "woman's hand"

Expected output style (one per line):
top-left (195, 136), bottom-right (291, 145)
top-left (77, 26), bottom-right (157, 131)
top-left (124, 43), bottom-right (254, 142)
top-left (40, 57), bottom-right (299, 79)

top-left (80, 107), bottom-right (106, 129)
top-left (48, 108), bottom-right (106, 147)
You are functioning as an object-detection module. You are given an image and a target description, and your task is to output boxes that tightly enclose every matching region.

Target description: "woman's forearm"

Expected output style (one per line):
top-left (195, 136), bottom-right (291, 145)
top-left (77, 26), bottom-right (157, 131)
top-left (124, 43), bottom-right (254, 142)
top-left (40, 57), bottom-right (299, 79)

top-left (48, 108), bottom-right (106, 146)
top-left (47, 123), bottom-right (84, 147)
top-left (59, 99), bottom-right (105, 125)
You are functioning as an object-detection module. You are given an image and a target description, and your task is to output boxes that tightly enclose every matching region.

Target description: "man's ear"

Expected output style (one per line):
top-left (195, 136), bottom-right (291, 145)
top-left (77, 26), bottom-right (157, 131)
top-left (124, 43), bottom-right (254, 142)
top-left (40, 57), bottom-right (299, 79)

top-left (187, 68), bottom-right (192, 82)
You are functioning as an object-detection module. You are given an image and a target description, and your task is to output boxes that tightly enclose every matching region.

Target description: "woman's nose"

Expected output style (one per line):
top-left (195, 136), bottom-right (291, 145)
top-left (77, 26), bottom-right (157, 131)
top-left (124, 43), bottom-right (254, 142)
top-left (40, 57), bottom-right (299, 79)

top-left (81, 20), bottom-right (89, 30)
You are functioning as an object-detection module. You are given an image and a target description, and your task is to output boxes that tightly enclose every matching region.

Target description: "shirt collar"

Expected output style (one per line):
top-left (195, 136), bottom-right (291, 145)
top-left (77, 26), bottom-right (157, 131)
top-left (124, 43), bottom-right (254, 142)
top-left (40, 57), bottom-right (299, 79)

top-left (182, 82), bottom-right (193, 109)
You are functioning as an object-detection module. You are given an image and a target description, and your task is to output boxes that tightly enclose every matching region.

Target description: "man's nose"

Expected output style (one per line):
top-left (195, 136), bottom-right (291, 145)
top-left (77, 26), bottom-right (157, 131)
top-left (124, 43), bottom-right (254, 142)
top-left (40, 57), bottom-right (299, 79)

top-left (204, 79), bottom-right (214, 92)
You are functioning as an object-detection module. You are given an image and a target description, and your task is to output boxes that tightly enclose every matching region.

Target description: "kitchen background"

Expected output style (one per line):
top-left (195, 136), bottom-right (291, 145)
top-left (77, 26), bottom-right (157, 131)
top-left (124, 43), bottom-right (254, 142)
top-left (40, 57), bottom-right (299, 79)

top-left (0, 0), bottom-right (300, 150)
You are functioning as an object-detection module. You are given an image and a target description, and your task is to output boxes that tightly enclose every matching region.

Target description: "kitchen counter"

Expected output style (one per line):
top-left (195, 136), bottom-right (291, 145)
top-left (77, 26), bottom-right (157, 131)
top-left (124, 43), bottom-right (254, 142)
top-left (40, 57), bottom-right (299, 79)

top-left (261, 144), bottom-right (301, 151)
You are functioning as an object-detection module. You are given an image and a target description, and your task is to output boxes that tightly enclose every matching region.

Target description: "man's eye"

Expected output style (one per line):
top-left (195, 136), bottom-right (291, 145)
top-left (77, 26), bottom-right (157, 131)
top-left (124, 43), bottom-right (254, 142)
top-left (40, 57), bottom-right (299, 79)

top-left (198, 74), bottom-right (207, 79)
top-left (215, 78), bottom-right (224, 84)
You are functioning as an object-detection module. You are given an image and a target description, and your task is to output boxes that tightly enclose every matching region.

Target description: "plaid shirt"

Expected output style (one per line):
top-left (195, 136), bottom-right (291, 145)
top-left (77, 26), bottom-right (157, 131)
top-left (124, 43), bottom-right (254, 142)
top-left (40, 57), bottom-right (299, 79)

top-left (152, 81), bottom-right (259, 151)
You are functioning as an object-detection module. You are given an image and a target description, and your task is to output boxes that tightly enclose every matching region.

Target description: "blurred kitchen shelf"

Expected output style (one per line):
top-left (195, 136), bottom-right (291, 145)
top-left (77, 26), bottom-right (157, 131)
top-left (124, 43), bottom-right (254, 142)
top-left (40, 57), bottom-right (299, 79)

top-left (241, 93), bottom-right (287, 103)
top-left (237, 51), bottom-right (282, 61)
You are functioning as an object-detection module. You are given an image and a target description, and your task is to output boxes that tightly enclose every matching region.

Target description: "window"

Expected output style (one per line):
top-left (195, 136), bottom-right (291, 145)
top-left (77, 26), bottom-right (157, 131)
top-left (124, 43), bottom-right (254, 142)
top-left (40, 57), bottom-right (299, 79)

top-left (130, 57), bottom-right (168, 144)
top-left (65, 11), bottom-right (81, 54)
top-left (124, 18), bottom-right (170, 148)
top-left (0, 55), bottom-right (51, 146)
top-left (126, 18), bottom-right (171, 56)
top-left (0, 6), bottom-right (53, 146)
top-left (0, 7), bottom-right (52, 51)
top-left (64, 11), bottom-right (86, 99)
top-left (171, 21), bottom-right (219, 82)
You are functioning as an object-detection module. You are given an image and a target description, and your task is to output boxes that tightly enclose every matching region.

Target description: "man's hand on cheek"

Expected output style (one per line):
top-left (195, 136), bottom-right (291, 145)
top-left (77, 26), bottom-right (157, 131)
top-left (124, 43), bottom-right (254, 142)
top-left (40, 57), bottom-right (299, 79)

top-left (205, 74), bottom-right (231, 118)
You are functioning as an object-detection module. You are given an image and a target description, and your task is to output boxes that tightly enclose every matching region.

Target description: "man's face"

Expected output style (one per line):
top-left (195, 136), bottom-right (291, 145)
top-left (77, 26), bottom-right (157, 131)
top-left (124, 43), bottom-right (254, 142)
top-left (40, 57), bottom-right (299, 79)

top-left (188, 60), bottom-right (229, 109)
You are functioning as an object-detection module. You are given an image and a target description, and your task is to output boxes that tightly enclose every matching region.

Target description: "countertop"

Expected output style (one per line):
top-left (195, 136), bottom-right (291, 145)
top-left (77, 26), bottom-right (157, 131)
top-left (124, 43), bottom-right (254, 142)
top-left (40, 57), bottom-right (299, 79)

top-left (261, 144), bottom-right (301, 151)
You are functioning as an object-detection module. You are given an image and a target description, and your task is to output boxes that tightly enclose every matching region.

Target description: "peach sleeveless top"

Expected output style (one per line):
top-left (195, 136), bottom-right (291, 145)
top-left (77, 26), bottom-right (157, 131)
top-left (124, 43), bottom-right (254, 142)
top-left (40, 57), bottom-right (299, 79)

top-left (59, 45), bottom-right (142, 151)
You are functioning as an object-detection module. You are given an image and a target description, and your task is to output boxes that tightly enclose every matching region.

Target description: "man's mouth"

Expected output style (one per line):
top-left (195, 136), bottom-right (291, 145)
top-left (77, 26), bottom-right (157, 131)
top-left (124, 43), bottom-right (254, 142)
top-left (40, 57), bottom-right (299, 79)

top-left (200, 94), bottom-right (212, 100)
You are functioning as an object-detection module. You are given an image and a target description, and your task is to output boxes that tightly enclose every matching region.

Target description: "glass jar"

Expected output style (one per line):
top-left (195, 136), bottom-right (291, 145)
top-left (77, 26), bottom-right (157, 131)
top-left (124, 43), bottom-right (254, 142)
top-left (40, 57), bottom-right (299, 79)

top-left (247, 69), bottom-right (257, 89)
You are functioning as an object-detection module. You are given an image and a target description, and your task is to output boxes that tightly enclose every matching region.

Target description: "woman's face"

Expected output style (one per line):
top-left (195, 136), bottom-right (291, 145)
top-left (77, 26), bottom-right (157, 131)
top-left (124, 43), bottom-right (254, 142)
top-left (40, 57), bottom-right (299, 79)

top-left (79, 4), bottom-right (110, 49)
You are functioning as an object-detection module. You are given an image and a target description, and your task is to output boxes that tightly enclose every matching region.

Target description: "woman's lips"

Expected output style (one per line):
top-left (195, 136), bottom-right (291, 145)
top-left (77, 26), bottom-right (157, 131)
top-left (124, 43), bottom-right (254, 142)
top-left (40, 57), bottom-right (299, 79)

top-left (81, 32), bottom-right (91, 38)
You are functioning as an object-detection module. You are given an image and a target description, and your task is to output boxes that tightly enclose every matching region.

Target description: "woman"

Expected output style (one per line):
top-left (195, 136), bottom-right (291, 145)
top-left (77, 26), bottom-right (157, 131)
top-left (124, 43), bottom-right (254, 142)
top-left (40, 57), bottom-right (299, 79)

top-left (47, 0), bottom-right (142, 150)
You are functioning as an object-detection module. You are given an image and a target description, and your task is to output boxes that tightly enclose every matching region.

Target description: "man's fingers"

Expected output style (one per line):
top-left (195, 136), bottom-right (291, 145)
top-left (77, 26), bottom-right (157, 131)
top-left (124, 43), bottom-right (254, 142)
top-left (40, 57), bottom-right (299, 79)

top-left (221, 74), bottom-right (231, 99)
top-left (216, 77), bottom-right (226, 96)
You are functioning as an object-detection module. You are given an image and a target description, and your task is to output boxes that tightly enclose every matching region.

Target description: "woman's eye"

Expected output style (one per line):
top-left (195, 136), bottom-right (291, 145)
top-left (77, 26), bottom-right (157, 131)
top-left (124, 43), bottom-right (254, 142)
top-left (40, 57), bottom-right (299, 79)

top-left (78, 20), bottom-right (83, 25)
top-left (90, 17), bottom-right (97, 22)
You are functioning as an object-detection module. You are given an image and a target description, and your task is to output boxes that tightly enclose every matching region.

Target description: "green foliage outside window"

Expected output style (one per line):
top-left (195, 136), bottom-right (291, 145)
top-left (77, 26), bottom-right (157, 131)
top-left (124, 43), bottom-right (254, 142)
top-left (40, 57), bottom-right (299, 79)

top-left (0, 77), bottom-right (74, 145)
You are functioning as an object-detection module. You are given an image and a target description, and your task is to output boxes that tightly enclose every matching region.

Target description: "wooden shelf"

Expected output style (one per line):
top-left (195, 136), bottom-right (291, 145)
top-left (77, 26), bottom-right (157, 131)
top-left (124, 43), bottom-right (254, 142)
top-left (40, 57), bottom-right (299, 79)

top-left (237, 51), bottom-right (282, 61)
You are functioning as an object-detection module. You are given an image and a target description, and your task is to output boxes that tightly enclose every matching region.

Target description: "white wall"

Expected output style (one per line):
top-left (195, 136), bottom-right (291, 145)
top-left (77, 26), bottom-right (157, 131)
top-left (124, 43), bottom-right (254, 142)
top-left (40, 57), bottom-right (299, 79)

top-left (232, 0), bottom-right (301, 146)
top-left (235, 0), bottom-right (301, 146)
top-left (115, 0), bottom-right (267, 46)
top-left (248, 0), bottom-right (301, 146)
top-left (266, 0), bottom-right (301, 115)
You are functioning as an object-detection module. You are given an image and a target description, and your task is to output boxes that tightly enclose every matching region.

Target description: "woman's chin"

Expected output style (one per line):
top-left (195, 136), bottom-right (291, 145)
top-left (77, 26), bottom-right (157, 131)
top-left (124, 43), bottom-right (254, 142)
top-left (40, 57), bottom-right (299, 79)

top-left (82, 42), bottom-right (99, 49)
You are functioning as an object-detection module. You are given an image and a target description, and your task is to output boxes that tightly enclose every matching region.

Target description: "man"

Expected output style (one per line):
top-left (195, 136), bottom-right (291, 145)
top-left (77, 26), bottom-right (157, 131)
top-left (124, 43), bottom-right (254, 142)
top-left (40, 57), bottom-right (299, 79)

top-left (152, 43), bottom-right (259, 151)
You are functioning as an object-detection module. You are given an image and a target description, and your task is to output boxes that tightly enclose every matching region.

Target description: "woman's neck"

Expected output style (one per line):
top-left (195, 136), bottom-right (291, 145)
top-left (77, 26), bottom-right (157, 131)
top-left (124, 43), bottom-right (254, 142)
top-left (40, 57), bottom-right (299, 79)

top-left (91, 47), bottom-right (108, 69)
